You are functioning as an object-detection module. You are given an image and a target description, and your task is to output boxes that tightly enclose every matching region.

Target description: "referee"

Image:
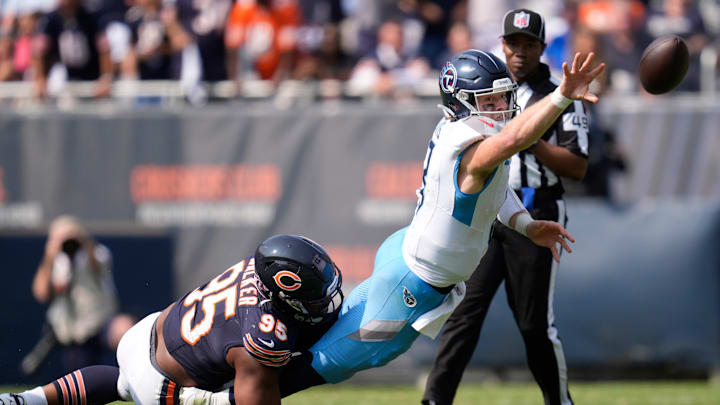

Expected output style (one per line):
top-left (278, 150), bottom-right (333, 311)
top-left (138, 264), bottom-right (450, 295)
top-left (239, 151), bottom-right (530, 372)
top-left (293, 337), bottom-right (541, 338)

top-left (422, 9), bottom-right (589, 405)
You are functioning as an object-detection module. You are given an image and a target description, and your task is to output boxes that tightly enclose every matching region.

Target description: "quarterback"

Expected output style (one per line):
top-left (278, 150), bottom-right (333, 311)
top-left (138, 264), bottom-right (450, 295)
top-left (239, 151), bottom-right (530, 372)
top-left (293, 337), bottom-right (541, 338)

top-left (282, 50), bottom-right (602, 394)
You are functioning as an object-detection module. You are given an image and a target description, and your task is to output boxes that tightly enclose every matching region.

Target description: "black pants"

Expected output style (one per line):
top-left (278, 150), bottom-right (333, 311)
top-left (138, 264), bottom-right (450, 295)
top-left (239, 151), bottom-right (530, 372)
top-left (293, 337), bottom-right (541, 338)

top-left (423, 199), bottom-right (573, 405)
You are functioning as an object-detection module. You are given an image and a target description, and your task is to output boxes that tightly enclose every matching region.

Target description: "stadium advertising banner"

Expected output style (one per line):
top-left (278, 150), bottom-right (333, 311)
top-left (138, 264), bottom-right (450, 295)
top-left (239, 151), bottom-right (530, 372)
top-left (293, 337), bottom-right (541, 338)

top-left (0, 104), bottom-right (441, 292)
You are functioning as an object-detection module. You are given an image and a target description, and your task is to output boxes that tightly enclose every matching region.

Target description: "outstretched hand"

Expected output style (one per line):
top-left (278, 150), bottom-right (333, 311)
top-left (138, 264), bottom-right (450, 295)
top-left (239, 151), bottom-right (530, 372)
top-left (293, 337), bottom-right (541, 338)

top-left (526, 220), bottom-right (575, 263)
top-left (559, 52), bottom-right (605, 103)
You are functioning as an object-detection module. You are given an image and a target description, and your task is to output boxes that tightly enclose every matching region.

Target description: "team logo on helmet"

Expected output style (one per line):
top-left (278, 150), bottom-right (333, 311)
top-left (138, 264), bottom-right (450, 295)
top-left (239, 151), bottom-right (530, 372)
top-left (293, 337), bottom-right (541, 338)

top-left (513, 11), bottom-right (530, 29)
top-left (273, 271), bottom-right (302, 291)
top-left (440, 62), bottom-right (457, 94)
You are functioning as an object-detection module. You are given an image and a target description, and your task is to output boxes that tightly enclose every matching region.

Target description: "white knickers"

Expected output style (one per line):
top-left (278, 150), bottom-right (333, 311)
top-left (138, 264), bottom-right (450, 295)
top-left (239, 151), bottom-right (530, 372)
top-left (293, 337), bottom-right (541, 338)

top-left (116, 312), bottom-right (180, 405)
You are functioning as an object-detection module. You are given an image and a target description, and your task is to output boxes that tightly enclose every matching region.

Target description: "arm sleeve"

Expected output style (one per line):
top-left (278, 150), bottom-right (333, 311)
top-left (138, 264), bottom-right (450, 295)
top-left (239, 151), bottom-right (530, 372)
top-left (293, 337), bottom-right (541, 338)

top-left (497, 187), bottom-right (529, 227)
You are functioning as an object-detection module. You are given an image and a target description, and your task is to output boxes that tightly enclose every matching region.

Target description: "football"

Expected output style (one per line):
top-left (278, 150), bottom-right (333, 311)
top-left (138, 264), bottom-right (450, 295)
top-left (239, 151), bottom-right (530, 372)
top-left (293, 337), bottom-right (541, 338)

top-left (638, 35), bottom-right (689, 94)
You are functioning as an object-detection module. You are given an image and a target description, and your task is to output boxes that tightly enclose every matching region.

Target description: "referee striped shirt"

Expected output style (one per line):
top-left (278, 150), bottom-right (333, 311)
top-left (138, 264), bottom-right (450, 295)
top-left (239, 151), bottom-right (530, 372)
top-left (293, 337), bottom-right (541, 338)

top-left (509, 63), bottom-right (589, 193)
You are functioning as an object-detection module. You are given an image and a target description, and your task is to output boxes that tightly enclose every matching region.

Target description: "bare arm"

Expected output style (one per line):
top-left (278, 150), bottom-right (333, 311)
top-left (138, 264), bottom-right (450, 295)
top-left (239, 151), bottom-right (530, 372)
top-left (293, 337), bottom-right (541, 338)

top-left (162, 6), bottom-right (193, 52)
top-left (462, 53), bottom-right (604, 190)
top-left (32, 232), bottom-right (63, 303)
top-left (94, 33), bottom-right (114, 98)
top-left (121, 46), bottom-right (139, 79)
top-left (32, 255), bottom-right (54, 303)
top-left (227, 347), bottom-right (281, 405)
top-left (0, 37), bottom-right (14, 81)
top-left (530, 140), bottom-right (588, 180)
top-left (32, 34), bottom-right (50, 98)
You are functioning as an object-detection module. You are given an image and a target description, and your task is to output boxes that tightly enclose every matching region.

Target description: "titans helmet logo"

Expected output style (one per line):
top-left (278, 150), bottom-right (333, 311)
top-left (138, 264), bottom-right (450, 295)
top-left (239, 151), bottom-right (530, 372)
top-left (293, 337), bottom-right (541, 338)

top-left (440, 62), bottom-right (457, 94)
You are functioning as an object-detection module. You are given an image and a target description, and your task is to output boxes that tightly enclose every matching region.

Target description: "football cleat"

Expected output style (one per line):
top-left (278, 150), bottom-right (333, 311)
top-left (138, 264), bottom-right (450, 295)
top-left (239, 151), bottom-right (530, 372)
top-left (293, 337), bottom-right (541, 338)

top-left (179, 387), bottom-right (217, 405)
top-left (0, 393), bottom-right (26, 405)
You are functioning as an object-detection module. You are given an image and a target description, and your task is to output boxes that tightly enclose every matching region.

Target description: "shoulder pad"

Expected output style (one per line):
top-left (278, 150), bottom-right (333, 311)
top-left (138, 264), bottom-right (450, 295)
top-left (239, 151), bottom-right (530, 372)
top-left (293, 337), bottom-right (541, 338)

top-left (442, 116), bottom-right (501, 151)
top-left (241, 306), bottom-right (297, 367)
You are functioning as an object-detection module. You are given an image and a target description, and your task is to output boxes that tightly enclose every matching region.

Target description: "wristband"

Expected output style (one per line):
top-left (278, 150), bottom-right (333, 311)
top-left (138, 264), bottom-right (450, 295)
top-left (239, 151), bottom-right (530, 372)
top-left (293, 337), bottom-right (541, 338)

top-left (513, 213), bottom-right (533, 237)
top-left (550, 87), bottom-right (572, 109)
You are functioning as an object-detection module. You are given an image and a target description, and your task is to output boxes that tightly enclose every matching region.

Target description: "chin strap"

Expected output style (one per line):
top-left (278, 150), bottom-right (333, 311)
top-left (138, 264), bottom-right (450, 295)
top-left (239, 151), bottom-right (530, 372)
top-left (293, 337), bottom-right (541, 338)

top-left (437, 104), bottom-right (456, 119)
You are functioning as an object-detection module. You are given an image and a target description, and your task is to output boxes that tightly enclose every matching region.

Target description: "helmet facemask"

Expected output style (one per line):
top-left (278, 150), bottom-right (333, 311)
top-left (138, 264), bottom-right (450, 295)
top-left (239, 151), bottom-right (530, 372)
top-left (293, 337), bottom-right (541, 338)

top-left (456, 77), bottom-right (519, 126)
top-left (279, 260), bottom-right (343, 324)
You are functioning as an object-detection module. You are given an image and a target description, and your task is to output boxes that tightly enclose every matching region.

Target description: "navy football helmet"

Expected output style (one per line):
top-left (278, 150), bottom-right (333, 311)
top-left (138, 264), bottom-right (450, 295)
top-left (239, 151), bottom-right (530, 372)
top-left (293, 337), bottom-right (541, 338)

top-left (255, 234), bottom-right (343, 324)
top-left (439, 49), bottom-right (519, 122)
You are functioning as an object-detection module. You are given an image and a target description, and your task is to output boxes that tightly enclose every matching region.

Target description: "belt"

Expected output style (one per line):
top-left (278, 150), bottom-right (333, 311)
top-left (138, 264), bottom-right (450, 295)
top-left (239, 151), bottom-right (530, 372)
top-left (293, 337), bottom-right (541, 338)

top-left (431, 284), bottom-right (455, 294)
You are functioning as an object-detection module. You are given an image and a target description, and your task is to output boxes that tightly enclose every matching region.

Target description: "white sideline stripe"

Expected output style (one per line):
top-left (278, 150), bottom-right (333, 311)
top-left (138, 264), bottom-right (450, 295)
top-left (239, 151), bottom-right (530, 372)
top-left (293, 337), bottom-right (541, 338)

top-left (548, 199), bottom-right (572, 405)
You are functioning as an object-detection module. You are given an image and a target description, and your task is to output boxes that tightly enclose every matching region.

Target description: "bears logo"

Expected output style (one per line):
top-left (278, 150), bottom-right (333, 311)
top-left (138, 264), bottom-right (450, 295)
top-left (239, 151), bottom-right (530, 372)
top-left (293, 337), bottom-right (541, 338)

top-left (273, 271), bottom-right (302, 291)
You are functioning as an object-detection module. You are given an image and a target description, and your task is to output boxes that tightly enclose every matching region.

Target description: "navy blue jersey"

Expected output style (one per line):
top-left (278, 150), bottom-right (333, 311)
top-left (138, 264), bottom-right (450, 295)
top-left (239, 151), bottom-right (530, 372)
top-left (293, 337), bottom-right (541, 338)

top-left (127, 14), bottom-right (173, 80)
top-left (38, 6), bottom-right (102, 81)
top-left (162, 257), bottom-right (330, 390)
top-left (173, 0), bottom-right (230, 81)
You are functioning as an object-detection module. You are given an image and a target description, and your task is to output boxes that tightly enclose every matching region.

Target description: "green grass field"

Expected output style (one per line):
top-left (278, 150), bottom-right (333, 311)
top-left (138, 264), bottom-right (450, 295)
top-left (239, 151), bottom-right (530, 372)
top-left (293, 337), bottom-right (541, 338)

top-left (4, 381), bottom-right (719, 405)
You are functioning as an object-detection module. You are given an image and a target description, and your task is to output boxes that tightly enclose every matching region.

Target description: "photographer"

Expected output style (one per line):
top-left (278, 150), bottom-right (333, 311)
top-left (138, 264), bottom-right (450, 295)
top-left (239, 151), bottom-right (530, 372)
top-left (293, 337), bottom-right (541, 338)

top-left (28, 216), bottom-right (134, 374)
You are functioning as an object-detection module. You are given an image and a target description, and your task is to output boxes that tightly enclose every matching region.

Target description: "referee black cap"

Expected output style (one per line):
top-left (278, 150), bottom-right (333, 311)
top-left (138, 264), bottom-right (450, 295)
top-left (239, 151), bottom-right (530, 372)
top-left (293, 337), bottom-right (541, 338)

top-left (502, 8), bottom-right (545, 44)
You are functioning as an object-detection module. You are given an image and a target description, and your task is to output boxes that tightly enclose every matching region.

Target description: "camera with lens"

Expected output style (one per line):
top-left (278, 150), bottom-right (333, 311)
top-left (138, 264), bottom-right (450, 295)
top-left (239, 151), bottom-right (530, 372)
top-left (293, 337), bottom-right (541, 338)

top-left (60, 238), bottom-right (82, 261)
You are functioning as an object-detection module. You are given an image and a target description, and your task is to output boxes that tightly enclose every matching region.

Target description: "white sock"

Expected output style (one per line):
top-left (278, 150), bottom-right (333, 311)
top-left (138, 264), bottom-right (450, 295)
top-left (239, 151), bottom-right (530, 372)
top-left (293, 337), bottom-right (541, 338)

top-left (21, 387), bottom-right (47, 405)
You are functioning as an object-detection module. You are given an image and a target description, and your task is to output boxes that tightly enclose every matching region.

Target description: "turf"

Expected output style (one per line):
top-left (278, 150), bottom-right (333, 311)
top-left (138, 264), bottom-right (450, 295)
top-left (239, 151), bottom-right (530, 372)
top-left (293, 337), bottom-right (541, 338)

top-left (284, 381), bottom-right (720, 404)
top-left (4, 381), bottom-right (719, 404)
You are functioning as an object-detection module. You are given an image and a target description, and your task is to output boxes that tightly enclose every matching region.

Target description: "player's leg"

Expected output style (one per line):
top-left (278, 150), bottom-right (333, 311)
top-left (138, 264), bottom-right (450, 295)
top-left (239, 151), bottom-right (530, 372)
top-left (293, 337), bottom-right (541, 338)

top-left (422, 221), bottom-right (508, 405)
top-left (0, 365), bottom-right (123, 405)
top-left (115, 312), bottom-right (182, 405)
top-left (503, 203), bottom-right (573, 405)
top-left (308, 228), bottom-right (448, 384)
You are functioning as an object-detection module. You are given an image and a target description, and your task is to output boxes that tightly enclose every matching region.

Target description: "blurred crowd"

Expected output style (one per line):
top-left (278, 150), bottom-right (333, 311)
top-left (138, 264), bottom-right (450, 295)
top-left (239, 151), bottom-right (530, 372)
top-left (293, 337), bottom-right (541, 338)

top-left (0, 0), bottom-right (717, 100)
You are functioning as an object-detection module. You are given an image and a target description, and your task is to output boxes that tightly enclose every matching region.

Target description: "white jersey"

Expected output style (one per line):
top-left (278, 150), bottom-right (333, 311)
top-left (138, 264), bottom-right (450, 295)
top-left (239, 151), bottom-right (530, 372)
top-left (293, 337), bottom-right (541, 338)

top-left (402, 115), bottom-right (510, 287)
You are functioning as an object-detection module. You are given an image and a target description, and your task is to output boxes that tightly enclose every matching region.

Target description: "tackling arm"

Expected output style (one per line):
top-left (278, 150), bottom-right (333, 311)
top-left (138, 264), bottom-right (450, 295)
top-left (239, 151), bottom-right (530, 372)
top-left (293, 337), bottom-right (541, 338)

top-left (227, 347), bottom-right (281, 405)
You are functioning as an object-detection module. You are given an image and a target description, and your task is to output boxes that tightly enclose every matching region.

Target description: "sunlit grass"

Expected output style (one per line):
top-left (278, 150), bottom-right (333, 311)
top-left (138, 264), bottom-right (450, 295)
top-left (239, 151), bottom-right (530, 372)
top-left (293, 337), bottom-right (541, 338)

top-left (4, 381), bottom-right (718, 405)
